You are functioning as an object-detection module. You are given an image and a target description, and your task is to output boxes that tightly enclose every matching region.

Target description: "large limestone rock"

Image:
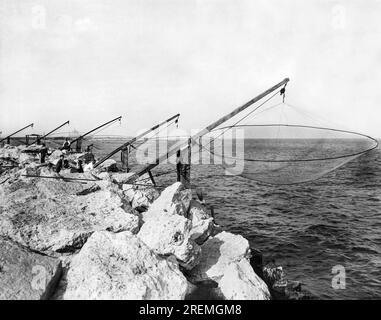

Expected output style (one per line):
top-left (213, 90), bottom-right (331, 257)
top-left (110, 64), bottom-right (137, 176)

top-left (0, 237), bottom-right (62, 300)
top-left (18, 152), bottom-right (38, 165)
top-left (142, 182), bottom-right (192, 222)
top-left (261, 263), bottom-right (310, 299)
top-left (120, 173), bottom-right (160, 212)
top-left (0, 145), bottom-right (22, 160)
top-left (0, 172), bottom-right (139, 253)
top-left (262, 264), bottom-right (284, 288)
top-left (188, 200), bottom-right (214, 245)
top-left (48, 149), bottom-right (63, 163)
top-left (111, 172), bottom-right (136, 185)
top-left (189, 231), bottom-right (251, 283)
top-left (218, 259), bottom-right (270, 300)
top-left (22, 144), bottom-right (45, 153)
top-left (123, 185), bottom-right (160, 212)
top-left (188, 231), bottom-right (271, 300)
top-left (132, 189), bottom-right (160, 212)
top-left (62, 231), bottom-right (189, 300)
top-left (138, 213), bottom-right (201, 270)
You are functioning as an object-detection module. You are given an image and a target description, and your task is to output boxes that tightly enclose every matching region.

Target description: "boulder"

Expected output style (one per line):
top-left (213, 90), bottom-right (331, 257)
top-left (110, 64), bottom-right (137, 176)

top-left (62, 231), bottom-right (189, 300)
top-left (83, 162), bottom-right (94, 172)
top-left (189, 231), bottom-right (251, 283)
top-left (0, 237), bottom-right (62, 300)
top-left (141, 182), bottom-right (192, 222)
top-left (138, 213), bottom-right (201, 270)
top-left (132, 189), bottom-right (160, 212)
top-left (188, 200), bottom-right (214, 245)
top-left (218, 259), bottom-right (271, 300)
top-left (116, 173), bottom-right (160, 212)
top-left (0, 174), bottom-right (139, 253)
top-left (22, 144), bottom-right (45, 153)
top-left (75, 183), bottom-right (101, 196)
top-left (262, 263), bottom-right (285, 288)
top-left (111, 172), bottom-right (136, 185)
top-left (18, 152), bottom-right (37, 165)
top-left (189, 218), bottom-right (214, 245)
top-left (188, 199), bottom-right (212, 220)
top-left (96, 172), bottom-right (111, 180)
top-left (0, 145), bottom-right (22, 160)
top-left (97, 159), bottom-right (118, 172)
top-left (48, 150), bottom-right (63, 163)
top-left (261, 263), bottom-right (311, 299)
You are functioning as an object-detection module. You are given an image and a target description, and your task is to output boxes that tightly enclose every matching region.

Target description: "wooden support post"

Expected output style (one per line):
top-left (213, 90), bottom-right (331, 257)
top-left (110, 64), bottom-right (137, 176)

top-left (148, 170), bottom-right (156, 186)
top-left (121, 146), bottom-right (129, 172)
top-left (0, 123), bottom-right (34, 145)
top-left (178, 138), bottom-right (191, 188)
top-left (184, 137), bottom-right (192, 188)
top-left (199, 136), bottom-right (202, 165)
top-left (76, 138), bottom-right (82, 152)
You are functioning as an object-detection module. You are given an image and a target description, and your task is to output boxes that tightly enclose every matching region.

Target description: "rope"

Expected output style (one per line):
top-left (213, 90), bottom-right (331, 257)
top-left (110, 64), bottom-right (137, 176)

top-left (81, 120), bottom-right (120, 139)
top-left (137, 169), bottom-right (175, 182)
top-left (144, 117), bottom-right (179, 142)
top-left (121, 117), bottom-right (179, 155)
top-left (284, 102), bottom-right (351, 131)
top-left (241, 102), bottom-right (283, 121)
top-left (198, 89), bottom-right (282, 149)
top-left (202, 124), bottom-right (379, 162)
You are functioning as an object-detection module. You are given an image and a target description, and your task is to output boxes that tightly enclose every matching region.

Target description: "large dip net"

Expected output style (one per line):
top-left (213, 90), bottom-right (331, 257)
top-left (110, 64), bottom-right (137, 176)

top-left (195, 92), bottom-right (378, 185)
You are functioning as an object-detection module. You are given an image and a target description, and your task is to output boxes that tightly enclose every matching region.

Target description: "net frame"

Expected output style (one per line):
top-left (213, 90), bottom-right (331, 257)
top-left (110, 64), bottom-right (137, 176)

top-left (194, 123), bottom-right (379, 185)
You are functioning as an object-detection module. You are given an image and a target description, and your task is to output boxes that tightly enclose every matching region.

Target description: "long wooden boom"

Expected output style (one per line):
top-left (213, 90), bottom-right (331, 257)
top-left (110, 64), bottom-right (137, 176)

top-left (27, 120), bottom-right (70, 145)
top-left (0, 123), bottom-right (34, 144)
top-left (126, 78), bottom-right (290, 182)
top-left (94, 114), bottom-right (180, 168)
top-left (70, 116), bottom-right (122, 146)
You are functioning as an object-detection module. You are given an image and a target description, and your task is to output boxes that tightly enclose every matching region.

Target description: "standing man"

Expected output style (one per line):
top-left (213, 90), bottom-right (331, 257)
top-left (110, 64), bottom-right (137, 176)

top-left (176, 150), bottom-right (182, 182)
top-left (56, 155), bottom-right (64, 173)
top-left (40, 143), bottom-right (48, 164)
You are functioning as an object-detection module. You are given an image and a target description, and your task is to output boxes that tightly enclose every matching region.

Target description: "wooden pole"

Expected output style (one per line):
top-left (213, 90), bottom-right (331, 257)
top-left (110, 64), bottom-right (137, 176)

top-left (0, 123), bottom-right (34, 144)
top-left (185, 137), bottom-right (192, 188)
top-left (94, 114), bottom-right (180, 168)
top-left (28, 121), bottom-right (70, 146)
top-left (121, 146), bottom-right (129, 172)
top-left (70, 116), bottom-right (122, 147)
top-left (126, 78), bottom-right (290, 183)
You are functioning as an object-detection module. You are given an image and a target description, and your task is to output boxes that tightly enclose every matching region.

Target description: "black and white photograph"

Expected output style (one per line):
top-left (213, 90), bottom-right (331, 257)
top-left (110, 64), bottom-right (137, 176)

top-left (0, 0), bottom-right (380, 305)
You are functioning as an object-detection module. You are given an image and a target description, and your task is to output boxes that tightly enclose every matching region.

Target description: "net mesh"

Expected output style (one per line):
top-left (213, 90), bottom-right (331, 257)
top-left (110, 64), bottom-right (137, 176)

top-left (194, 102), bottom-right (378, 185)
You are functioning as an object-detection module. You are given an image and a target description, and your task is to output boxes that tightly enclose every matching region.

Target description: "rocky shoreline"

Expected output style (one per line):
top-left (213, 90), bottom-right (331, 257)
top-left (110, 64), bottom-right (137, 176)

top-left (0, 144), bottom-right (310, 300)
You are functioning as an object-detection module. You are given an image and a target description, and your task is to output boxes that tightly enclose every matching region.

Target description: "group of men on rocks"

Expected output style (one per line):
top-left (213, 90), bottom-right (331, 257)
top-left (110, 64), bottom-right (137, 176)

top-left (29, 137), bottom-right (90, 173)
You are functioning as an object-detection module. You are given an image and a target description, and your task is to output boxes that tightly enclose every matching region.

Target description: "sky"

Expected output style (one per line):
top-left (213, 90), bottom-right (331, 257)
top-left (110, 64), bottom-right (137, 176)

top-left (1, 0), bottom-right (381, 138)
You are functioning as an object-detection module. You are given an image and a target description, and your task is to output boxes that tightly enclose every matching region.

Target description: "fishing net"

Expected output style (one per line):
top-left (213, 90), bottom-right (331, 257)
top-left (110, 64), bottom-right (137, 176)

top-left (195, 100), bottom-right (378, 185)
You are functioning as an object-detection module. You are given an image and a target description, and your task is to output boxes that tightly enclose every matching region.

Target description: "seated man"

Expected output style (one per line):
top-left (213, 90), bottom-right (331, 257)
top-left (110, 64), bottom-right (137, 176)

top-left (61, 138), bottom-right (71, 151)
top-left (77, 160), bottom-right (84, 173)
top-left (71, 160), bottom-right (84, 173)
